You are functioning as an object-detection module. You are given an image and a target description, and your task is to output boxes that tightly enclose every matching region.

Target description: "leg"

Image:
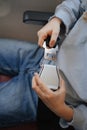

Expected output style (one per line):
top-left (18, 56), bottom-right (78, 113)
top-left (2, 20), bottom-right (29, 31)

top-left (0, 39), bottom-right (43, 76)
top-left (0, 39), bottom-right (44, 127)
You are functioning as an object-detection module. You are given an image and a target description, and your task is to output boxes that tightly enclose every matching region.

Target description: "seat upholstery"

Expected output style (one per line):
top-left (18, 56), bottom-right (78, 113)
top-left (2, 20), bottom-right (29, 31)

top-left (0, 122), bottom-right (38, 130)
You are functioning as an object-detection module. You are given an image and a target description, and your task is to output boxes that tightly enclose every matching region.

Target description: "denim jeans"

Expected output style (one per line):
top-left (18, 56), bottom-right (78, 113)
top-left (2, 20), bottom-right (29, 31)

top-left (0, 38), bottom-right (44, 127)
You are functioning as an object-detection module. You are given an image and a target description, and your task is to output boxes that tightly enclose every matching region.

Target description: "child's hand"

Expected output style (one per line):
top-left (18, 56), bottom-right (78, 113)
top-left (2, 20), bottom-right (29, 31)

top-left (37, 17), bottom-right (62, 48)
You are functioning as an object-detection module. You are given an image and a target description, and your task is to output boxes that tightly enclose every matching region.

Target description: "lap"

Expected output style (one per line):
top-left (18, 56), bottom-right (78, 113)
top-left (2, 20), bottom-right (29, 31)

top-left (0, 39), bottom-right (44, 127)
top-left (0, 72), bottom-right (37, 127)
top-left (0, 38), bottom-right (44, 76)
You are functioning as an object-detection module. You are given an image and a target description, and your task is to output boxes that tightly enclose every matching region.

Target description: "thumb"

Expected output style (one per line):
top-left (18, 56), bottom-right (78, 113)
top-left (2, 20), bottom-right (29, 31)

top-left (59, 73), bottom-right (66, 91)
top-left (49, 29), bottom-right (60, 48)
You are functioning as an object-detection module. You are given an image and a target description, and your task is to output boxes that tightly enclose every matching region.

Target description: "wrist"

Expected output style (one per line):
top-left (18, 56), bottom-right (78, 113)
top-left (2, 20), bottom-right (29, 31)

top-left (57, 103), bottom-right (74, 122)
top-left (51, 17), bottom-right (62, 25)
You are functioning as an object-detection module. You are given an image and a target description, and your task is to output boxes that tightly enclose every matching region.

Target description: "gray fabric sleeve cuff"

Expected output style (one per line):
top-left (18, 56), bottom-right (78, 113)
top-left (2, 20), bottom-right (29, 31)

top-left (59, 105), bottom-right (74, 129)
top-left (54, 6), bottom-right (77, 34)
top-left (50, 0), bottom-right (81, 34)
top-left (59, 105), bottom-right (87, 130)
top-left (71, 105), bottom-right (87, 130)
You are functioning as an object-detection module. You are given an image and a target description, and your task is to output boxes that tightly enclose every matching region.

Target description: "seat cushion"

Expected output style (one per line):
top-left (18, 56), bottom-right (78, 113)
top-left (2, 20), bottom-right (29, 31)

top-left (0, 75), bottom-right (12, 82)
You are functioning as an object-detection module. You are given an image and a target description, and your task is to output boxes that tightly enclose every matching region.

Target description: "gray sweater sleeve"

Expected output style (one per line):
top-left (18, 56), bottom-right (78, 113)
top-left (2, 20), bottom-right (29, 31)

top-left (59, 104), bottom-right (87, 130)
top-left (54, 0), bottom-right (81, 33)
top-left (72, 105), bottom-right (87, 130)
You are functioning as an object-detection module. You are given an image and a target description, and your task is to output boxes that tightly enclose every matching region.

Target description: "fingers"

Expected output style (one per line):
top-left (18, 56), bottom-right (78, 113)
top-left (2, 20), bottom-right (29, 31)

top-left (37, 25), bottom-right (49, 47)
top-left (37, 32), bottom-right (47, 47)
top-left (37, 17), bottom-right (61, 48)
top-left (59, 73), bottom-right (66, 92)
top-left (32, 73), bottom-right (44, 98)
top-left (38, 30), bottom-right (59, 48)
top-left (32, 73), bottom-right (52, 98)
top-left (49, 30), bottom-right (59, 48)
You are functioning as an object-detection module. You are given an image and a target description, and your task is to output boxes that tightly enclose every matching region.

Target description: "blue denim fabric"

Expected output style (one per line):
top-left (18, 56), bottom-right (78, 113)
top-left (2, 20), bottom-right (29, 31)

top-left (0, 39), bottom-right (44, 127)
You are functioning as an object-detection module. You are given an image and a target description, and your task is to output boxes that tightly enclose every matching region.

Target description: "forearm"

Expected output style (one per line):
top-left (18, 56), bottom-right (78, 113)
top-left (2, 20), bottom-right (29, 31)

top-left (56, 103), bottom-right (73, 122)
top-left (59, 104), bottom-right (74, 122)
